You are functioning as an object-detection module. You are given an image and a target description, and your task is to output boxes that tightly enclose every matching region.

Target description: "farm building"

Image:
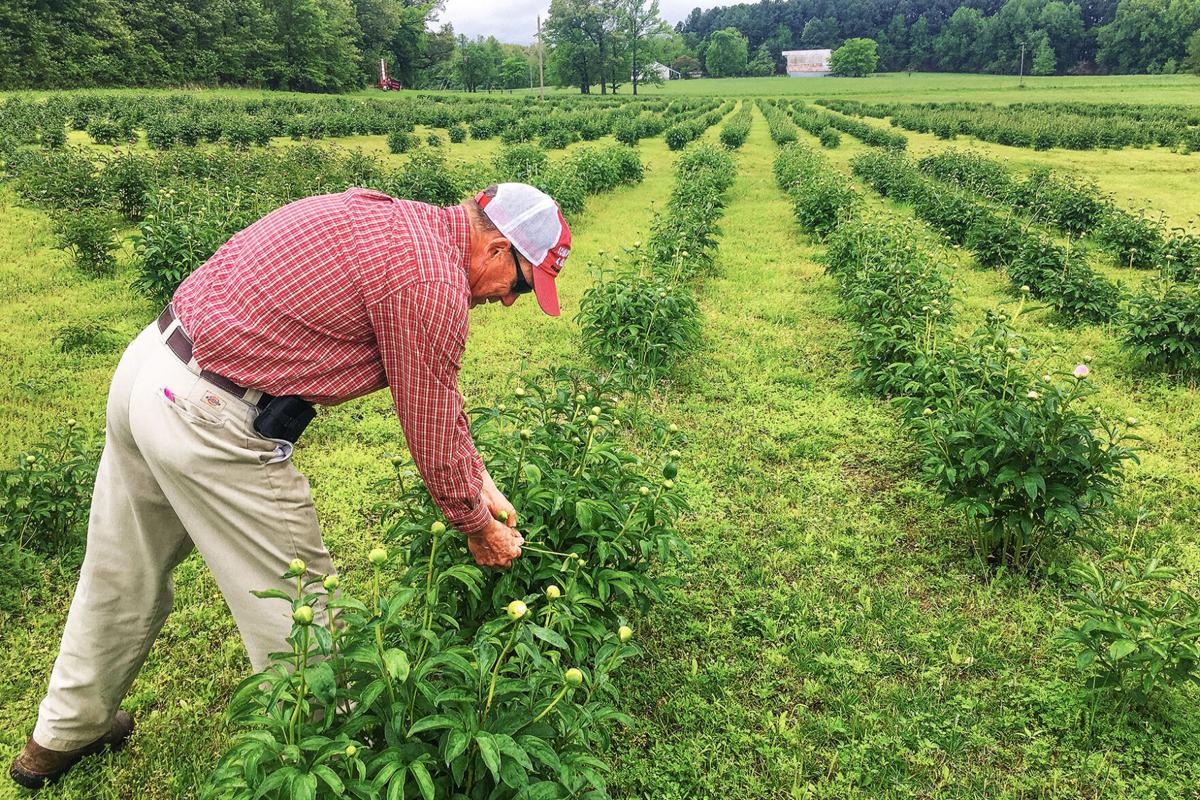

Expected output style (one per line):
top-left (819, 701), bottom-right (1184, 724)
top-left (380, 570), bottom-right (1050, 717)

top-left (783, 49), bottom-right (832, 76)
top-left (634, 61), bottom-right (679, 81)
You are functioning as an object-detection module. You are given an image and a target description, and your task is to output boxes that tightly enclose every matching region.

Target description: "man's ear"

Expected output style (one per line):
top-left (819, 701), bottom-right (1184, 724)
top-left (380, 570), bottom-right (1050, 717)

top-left (485, 235), bottom-right (510, 262)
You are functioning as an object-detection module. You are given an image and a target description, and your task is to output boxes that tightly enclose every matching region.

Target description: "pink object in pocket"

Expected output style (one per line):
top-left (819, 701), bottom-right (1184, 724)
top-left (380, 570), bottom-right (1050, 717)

top-left (163, 387), bottom-right (176, 403)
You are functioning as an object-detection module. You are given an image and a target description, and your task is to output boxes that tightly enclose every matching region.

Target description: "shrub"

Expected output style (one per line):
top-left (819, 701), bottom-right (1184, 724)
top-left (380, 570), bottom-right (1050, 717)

top-left (1060, 550), bottom-right (1200, 702)
top-left (578, 259), bottom-right (702, 384)
top-left (131, 188), bottom-right (260, 305)
top-left (53, 320), bottom-right (120, 354)
top-left (426, 133), bottom-right (443, 148)
top-left (718, 104), bottom-right (751, 150)
top-left (818, 128), bottom-right (841, 149)
top-left (388, 130), bottom-right (422, 153)
top-left (0, 421), bottom-right (98, 553)
top-left (540, 127), bottom-right (578, 150)
top-left (53, 209), bottom-right (120, 277)
top-left (6, 146), bottom-right (103, 210)
top-left (494, 143), bottom-right (549, 183)
top-left (1121, 279), bottom-right (1200, 374)
top-left (447, 124), bottom-right (466, 143)
top-left (775, 143), bottom-right (858, 239)
top-left (41, 119), bottom-right (67, 149)
top-left (381, 151), bottom-right (466, 207)
top-left (100, 150), bottom-right (154, 220)
top-left (205, 372), bottom-right (688, 800)
top-left (911, 318), bottom-right (1138, 568)
top-left (1096, 209), bottom-right (1165, 269)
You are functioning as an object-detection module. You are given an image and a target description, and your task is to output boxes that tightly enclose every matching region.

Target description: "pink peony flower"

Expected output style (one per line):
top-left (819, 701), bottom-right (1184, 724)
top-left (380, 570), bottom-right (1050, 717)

top-left (1074, 364), bottom-right (1090, 379)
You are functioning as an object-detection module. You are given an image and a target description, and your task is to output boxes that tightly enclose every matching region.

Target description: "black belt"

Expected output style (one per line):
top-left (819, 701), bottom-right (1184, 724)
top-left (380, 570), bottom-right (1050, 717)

top-left (156, 305), bottom-right (273, 410)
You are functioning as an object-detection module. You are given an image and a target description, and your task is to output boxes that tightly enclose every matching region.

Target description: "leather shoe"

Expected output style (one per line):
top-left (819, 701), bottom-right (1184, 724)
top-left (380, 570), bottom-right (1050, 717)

top-left (9, 710), bottom-right (135, 789)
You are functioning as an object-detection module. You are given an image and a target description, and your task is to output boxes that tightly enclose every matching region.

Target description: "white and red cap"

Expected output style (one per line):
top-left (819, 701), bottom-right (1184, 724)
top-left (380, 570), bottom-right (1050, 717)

top-left (475, 183), bottom-right (571, 317)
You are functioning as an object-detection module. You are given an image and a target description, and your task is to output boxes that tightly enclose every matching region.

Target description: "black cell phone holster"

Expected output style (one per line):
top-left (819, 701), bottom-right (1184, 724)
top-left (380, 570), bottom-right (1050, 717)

top-left (253, 395), bottom-right (316, 444)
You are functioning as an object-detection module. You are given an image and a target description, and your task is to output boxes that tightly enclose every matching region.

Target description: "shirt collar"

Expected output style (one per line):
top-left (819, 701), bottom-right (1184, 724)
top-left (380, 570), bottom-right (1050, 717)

top-left (443, 205), bottom-right (471, 275)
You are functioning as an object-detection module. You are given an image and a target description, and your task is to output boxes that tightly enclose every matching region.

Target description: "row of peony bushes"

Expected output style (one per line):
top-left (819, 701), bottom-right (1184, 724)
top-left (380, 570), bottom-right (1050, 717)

top-left (802, 102), bottom-right (907, 150)
top-left (851, 149), bottom-right (1200, 375)
top-left (577, 141), bottom-right (737, 387)
top-left (663, 101), bottom-right (736, 151)
top-left (821, 98), bottom-right (1200, 154)
top-left (0, 91), bottom-right (707, 154)
top-left (718, 101), bottom-right (752, 150)
top-left (850, 149), bottom-right (1123, 325)
top-left (774, 136), bottom-right (1200, 705)
top-left (916, 148), bottom-right (1200, 276)
top-left (775, 140), bottom-right (1139, 571)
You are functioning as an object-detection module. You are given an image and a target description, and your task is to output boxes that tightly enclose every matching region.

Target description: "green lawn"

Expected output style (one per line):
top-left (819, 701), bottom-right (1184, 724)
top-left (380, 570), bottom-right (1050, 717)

top-left (2, 85), bottom-right (1199, 798)
top-left (525, 71), bottom-right (1200, 104)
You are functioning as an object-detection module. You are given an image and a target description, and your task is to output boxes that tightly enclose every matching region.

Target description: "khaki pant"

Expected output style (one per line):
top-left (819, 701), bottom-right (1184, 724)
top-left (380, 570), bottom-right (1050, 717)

top-left (32, 322), bottom-right (333, 751)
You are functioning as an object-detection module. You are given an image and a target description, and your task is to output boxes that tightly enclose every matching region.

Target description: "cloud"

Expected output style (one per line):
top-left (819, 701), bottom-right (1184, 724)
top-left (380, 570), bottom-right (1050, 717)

top-left (438, 0), bottom-right (699, 45)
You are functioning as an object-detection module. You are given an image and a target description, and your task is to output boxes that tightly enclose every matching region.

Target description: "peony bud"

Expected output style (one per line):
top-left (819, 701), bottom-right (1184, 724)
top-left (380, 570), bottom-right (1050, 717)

top-left (546, 584), bottom-right (561, 599)
top-left (322, 575), bottom-right (339, 591)
top-left (506, 600), bottom-right (528, 621)
top-left (288, 558), bottom-right (306, 574)
top-left (564, 668), bottom-right (584, 686)
top-left (430, 521), bottom-right (446, 535)
top-left (293, 606), bottom-right (314, 626)
top-left (368, 547), bottom-right (388, 565)
top-left (344, 745), bottom-right (357, 758)
top-left (1074, 364), bottom-right (1089, 380)
top-left (618, 625), bottom-right (633, 642)
top-left (1027, 390), bottom-right (1040, 400)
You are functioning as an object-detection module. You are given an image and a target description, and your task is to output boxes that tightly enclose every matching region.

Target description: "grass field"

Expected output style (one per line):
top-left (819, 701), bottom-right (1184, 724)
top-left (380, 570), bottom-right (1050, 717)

top-left (2, 77), bottom-right (1199, 799)
top-left (521, 71), bottom-right (1200, 104)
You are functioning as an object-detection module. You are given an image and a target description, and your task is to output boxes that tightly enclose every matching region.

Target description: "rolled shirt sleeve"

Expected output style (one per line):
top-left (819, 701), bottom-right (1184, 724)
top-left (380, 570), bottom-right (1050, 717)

top-left (369, 282), bottom-right (491, 535)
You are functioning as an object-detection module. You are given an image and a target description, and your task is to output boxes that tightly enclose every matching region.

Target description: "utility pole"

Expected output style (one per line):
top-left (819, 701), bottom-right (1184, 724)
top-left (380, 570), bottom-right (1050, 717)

top-left (537, 15), bottom-right (545, 100)
top-left (1018, 41), bottom-right (1026, 88)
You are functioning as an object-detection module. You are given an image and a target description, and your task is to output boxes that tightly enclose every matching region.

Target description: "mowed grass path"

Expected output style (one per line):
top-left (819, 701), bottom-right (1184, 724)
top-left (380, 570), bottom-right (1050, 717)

top-left (0, 133), bottom-right (677, 798)
top-left (608, 107), bottom-right (1200, 798)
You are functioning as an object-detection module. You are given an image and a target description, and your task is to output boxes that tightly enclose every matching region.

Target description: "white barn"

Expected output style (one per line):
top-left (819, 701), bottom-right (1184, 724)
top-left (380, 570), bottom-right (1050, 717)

top-left (635, 61), bottom-right (679, 81)
top-left (782, 49), bottom-right (832, 77)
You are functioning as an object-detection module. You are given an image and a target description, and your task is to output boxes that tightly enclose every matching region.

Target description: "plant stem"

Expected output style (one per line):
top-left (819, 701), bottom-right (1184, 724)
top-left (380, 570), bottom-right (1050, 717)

top-left (482, 623), bottom-right (520, 722)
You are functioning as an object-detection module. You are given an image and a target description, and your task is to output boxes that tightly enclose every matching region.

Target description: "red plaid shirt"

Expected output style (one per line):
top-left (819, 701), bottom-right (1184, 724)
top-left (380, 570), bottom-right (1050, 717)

top-left (172, 188), bottom-right (492, 535)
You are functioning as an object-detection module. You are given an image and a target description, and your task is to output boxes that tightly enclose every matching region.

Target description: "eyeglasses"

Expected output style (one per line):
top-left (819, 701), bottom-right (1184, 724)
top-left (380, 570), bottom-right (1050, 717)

top-left (510, 245), bottom-right (534, 295)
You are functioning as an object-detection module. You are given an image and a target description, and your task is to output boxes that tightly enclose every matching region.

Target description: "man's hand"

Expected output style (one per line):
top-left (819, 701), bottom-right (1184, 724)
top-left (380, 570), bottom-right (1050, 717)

top-left (480, 468), bottom-right (518, 528)
top-left (467, 517), bottom-right (523, 568)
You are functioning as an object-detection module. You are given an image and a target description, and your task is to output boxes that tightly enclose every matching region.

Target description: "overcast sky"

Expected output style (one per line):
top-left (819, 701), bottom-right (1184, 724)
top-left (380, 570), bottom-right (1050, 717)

top-left (438, 0), bottom-right (702, 45)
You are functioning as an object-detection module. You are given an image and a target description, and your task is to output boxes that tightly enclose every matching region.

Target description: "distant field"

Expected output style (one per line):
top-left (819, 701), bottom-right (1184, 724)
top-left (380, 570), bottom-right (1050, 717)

top-left (523, 71), bottom-right (1200, 104)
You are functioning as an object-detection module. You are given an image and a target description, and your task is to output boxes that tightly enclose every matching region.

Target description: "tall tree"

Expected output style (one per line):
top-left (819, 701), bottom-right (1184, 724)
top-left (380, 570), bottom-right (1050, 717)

top-left (705, 26), bottom-right (749, 76)
top-left (623, 0), bottom-right (667, 94)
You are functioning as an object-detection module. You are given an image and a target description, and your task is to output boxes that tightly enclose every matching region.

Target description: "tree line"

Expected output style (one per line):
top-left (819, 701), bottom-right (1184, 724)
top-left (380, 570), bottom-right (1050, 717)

top-left (0, 0), bottom-right (543, 92)
top-left (677, 0), bottom-right (1200, 75)
top-left (3, 0), bottom-right (1198, 91)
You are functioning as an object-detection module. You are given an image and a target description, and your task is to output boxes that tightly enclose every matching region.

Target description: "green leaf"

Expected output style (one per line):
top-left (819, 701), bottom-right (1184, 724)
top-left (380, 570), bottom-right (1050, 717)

top-left (409, 760), bottom-right (435, 800)
top-left (383, 648), bottom-right (410, 681)
top-left (312, 765), bottom-right (345, 795)
top-left (530, 625), bottom-right (568, 649)
top-left (290, 771), bottom-right (317, 800)
top-left (385, 767), bottom-right (408, 800)
top-left (575, 500), bottom-right (594, 531)
top-left (253, 767), bottom-right (297, 800)
top-left (475, 731), bottom-right (502, 781)
top-left (1109, 639), bottom-right (1138, 661)
top-left (408, 714), bottom-right (457, 737)
top-left (251, 589), bottom-right (295, 602)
